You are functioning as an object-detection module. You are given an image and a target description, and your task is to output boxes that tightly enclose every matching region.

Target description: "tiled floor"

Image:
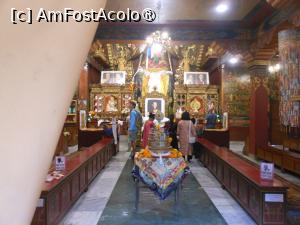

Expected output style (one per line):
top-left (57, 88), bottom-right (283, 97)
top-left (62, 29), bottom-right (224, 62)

top-left (60, 137), bottom-right (255, 225)
top-left (189, 162), bottom-right (256, 225)
top-left (98, 159), bottom-right (227, 225)
top-left (59, 137), bottom-right (130, 225)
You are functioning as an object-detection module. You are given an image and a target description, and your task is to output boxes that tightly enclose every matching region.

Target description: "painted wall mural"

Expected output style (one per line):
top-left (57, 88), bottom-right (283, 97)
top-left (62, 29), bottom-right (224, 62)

top-left (278, 29), bottom-right (300, 127)
top-left (268, 74), bottom-right (280, 101)
top-left (223, 67), bottom-right (251, 127)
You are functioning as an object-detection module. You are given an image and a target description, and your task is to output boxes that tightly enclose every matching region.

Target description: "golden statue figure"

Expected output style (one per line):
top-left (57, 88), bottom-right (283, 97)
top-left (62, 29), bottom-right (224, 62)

top-left (178, 45), bottom-right (197, 72)
top-left (181, 53), bottom-right (191, 72)
top-left (116, 51), bottom-right (127, 71)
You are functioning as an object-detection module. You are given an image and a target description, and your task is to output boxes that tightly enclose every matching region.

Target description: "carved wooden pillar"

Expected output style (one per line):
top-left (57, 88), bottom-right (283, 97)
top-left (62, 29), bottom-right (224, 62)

top-left (78, 65), bottom-right (89, 111)
top-left (248, 61), bottom-right (269, 155)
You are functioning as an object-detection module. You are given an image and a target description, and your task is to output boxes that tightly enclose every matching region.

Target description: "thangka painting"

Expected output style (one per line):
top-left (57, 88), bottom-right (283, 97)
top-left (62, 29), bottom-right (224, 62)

top-left (104, 95), bottom-right (119, 112)
top-left (223, 68), bottom-right (251, 126)
top-left (189, 96), bottom-right (205, 115)
top-left (132, 41), bottom-right (173, 97)
top-left (93, 94), bottom-right (119, 113)
top-left (142, 43), bottom-right (171, 72)
top-left (278, 30), bottom-right (300, 127)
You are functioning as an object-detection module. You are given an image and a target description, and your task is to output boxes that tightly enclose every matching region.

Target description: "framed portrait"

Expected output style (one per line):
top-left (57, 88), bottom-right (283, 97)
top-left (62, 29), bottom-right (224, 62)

top-left (145, 98), bottom-right (165, 117)
top-left (184, 72), bottom-right (209, 85)
top-left (101, 71), bottom-right (126, 85)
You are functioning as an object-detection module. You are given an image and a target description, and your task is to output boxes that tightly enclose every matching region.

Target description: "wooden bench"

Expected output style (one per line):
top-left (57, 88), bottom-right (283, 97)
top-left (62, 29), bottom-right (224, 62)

top-left (283, 137), bottom-right (300, 154)
top-left (31, 138), bottom-right (115, 225)
top-left (257, 146), bottom-right (300, 176)
top-left (198, 138), bottom-right (288, 225)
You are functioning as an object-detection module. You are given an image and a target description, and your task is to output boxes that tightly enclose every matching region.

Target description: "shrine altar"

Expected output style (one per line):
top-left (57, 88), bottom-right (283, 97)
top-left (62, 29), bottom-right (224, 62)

top-left (132, 148), bottom-right (189, 201)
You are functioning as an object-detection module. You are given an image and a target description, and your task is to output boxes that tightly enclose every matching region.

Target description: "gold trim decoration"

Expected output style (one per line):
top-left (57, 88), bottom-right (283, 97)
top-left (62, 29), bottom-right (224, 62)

top-left (174, 84), bottom-right (219, 118)
top-left (247, 60), bottom-right (269, 68)
top-left (90, 85), bottom-right (133, 118)
top-left (251, 76), bottom-right (269, 93)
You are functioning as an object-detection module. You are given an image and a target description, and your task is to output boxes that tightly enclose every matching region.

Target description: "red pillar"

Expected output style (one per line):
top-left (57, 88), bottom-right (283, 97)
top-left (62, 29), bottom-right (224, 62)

top-left (248, 63), bottom-right (269, 155)
top-left (78, 65), bottom-right (89, 101)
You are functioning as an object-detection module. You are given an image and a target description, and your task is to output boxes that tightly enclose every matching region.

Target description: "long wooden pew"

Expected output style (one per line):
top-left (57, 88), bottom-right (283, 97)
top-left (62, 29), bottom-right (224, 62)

top-left (198, 138), bottom-right (288, 225)
top-left (31, 137), bottom-right (115, 225)
top-left (257, 146), bottom-right (300, 176)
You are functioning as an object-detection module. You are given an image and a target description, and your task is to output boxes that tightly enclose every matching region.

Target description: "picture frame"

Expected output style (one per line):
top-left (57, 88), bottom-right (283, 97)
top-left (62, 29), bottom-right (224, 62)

top-left (184, 72), bottom-right (209, 85)
top-left (145, 98), bottom-right (165, 117)
top-left (101, 71), bottom-right (126, 85)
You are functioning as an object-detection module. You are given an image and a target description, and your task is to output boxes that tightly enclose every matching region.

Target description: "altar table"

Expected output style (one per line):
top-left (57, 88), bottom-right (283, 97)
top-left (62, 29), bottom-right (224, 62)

top-left (132, 151), bottom-right (189, 207)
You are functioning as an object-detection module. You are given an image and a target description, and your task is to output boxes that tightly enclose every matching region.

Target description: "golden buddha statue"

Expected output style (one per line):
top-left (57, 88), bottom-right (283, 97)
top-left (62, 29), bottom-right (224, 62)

top-left (116, 51), bottom-right (127, 71)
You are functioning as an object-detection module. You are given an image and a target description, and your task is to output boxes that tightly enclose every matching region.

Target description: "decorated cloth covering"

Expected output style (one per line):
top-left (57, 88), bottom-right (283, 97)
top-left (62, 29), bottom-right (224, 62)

top-left (132, 149), bottom-right (189, 200)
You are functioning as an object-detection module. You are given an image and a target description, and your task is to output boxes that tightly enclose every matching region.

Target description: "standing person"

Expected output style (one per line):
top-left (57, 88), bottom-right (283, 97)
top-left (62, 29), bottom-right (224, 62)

top-left (134, 103), bottom-right (143, 147)
top-left (195, 119), bottom-right (205, 137)
top-left (112, 117), bottom-right (118, 145)
top-left (166, 114), bottom-right (178, 149)
top-left (128, 100), bottom-right (141, 159)
top-left (142, 113), bottom-right (155, 148)
top-left (206, 102), bottom-right (217, 129)
top-left (177, 111), bottom-right (196, 162)
top-left (194, 119), bottom-right (205, 159)
top-left (190, 118), bottom-right (197, 160)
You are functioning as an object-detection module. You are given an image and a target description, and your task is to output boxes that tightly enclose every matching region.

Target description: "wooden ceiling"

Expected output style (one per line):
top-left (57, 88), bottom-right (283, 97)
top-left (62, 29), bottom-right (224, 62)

top-left (96, 0), bottom-right (276, 41)
top-left (105, 0), bottom-right (260, 22)
top-left (89, 0), bottom-right (300, 69)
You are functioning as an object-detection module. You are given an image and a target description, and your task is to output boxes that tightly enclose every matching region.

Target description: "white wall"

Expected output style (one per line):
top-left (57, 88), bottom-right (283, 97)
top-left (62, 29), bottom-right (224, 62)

top-left (0, 1), bottom-right (106, 224)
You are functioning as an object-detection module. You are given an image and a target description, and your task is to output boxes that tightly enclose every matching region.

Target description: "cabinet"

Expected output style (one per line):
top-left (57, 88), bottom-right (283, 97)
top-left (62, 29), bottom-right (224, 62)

top-left (65, 100), bottom-right (77, 123)
top-left (64, 100), bottom-right (78, 146)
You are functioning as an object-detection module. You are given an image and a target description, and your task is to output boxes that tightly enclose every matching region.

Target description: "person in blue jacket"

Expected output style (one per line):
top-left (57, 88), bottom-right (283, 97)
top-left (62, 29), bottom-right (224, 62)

top-left (128, 100), bottom-right (142, 159)
top-left (206, 102), bottom-right (217, 129)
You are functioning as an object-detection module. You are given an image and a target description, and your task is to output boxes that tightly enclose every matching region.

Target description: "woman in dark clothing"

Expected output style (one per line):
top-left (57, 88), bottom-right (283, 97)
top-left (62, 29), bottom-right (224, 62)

top-left (193, 119), bottom-right (205, 159)
top-left (166, 114), bottom-right (178, 149)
